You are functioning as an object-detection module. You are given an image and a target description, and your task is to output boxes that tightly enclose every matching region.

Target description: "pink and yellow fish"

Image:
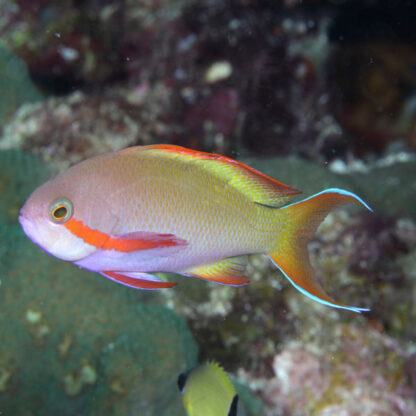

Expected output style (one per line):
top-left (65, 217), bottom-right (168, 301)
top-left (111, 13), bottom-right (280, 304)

top-left (19, 145), bottom-right (371, 312)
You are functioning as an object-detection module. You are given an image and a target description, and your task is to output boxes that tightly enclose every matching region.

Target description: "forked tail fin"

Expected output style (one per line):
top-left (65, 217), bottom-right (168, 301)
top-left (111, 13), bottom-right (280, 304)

top-left (267, 188), bottom-right (372, 313)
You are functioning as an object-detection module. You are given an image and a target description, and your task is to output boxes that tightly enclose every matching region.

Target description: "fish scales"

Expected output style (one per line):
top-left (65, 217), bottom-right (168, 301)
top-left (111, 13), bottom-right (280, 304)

top-left (104, 150), bottom-right (269, 258)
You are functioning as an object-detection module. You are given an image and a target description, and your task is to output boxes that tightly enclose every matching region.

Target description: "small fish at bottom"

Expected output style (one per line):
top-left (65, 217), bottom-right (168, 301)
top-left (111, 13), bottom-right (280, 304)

top-left (178, 362), bottom-right (239, 416)
top-left (19, 145), bottom-right (372, 312)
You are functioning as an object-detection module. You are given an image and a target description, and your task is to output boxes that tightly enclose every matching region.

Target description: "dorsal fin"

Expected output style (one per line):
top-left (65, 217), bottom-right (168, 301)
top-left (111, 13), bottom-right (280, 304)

top-left (143, 145), bottom-right (301, 207)
top-left (206, 362), bottom-right (236, 395)
top-left (182, 257), bottom-right (250, 286)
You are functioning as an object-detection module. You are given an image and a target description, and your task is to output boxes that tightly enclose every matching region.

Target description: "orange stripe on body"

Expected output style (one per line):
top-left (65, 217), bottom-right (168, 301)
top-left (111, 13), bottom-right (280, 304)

top-left (64, 217), bottom-right (108, 248)
top-left (64, 218), bottom-right (182, 252)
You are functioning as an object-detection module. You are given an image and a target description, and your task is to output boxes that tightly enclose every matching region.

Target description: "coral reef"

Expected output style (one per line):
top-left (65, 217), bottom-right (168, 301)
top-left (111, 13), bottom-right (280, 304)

top-left (4, 0), bottom-right (415, 160)
top-left (0, 86), bottom-right (172, 170)
top-left (1, 1), bottom-right (415, 415)
top-left (329, 2), bottom-right (416, 154)
top-left (0, 0), bottom-right (197, 90)
top-left (1, 0), bottom-right (126, 88)
top-left (261, 324), bottom-right (416, 416)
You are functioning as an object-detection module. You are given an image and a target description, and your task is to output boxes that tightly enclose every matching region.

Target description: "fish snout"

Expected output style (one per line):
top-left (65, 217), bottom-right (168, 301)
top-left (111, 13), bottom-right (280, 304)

top-left (18, 212), bottom-right (39, 242)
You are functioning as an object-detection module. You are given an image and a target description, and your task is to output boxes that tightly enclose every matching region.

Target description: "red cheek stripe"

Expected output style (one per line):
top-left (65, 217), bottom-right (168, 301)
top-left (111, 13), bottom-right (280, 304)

top-left (64, 218), bottom-right (183, 252)
top-left (64, 218), bottom-right (108, 249)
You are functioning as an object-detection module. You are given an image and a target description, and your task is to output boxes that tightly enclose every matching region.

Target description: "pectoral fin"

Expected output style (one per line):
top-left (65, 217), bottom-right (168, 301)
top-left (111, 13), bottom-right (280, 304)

top-left (183, 257), bottom-right (250, 286)
top-left (101, 271), bottom-right (176, 290)
top-left (102, 231), bottom-right (187, 252)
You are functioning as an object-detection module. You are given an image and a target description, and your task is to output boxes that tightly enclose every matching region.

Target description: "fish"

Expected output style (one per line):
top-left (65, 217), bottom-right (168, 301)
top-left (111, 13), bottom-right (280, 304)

top-left (19, 144), bottom-right (372, 312)
top-left (178, 362), bottom-right (239, 416)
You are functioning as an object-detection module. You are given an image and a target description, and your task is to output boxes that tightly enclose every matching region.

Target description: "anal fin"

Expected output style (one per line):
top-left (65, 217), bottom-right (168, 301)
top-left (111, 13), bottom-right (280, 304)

top-left (101, 271), bottom-right (176, 290)
top-left (183, 257), bottom-right (250, 286)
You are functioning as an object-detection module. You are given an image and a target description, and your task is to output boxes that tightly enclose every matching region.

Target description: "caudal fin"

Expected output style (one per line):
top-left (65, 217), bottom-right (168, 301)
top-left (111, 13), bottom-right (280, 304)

top-left (268, 188), bottom-right (372, 313)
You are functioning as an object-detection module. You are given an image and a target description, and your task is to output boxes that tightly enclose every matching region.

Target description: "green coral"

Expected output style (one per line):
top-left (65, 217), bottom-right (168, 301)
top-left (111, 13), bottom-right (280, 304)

top-left (0, 150), bottom-right (53, 224)
top-left (0, 45), bottom-right (43, 127)
top-left (233, 379), bottom-right (266, 416)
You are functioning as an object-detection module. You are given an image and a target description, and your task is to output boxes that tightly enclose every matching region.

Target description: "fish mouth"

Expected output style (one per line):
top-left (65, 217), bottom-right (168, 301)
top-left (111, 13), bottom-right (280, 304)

top-left (18, 213), bottom-right (30, 232)
top-left (18, 214), bottom-right (60, 259)
top-left (18, 214), bottom-right (39, 244)
top-left (19, 212), bottom-right (96, 262)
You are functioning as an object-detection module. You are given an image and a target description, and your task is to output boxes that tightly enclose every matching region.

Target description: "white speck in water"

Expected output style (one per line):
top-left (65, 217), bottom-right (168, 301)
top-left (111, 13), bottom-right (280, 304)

top-left (205, 61), bottom-right (233, 83)
top-left (58, 45), bottom-right (79, 62)
top-left (26, 309), bottom-right (42, 324)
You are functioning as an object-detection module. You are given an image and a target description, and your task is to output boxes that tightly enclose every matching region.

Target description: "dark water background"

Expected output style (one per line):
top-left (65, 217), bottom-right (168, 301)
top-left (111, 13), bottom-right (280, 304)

top-left (0, 1), bottom-right (415, 415)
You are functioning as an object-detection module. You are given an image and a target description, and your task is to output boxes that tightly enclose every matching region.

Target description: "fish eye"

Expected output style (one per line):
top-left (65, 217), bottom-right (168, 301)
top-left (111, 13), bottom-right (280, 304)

top-left (49, 197), bottom-right (73, 224)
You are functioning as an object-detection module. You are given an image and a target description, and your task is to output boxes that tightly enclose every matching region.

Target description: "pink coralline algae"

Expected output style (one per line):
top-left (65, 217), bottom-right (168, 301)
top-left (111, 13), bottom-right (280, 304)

top-left (265, 347), bottom-right (331, 410)
top-left (261, 324), bottom-right (416, 416)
